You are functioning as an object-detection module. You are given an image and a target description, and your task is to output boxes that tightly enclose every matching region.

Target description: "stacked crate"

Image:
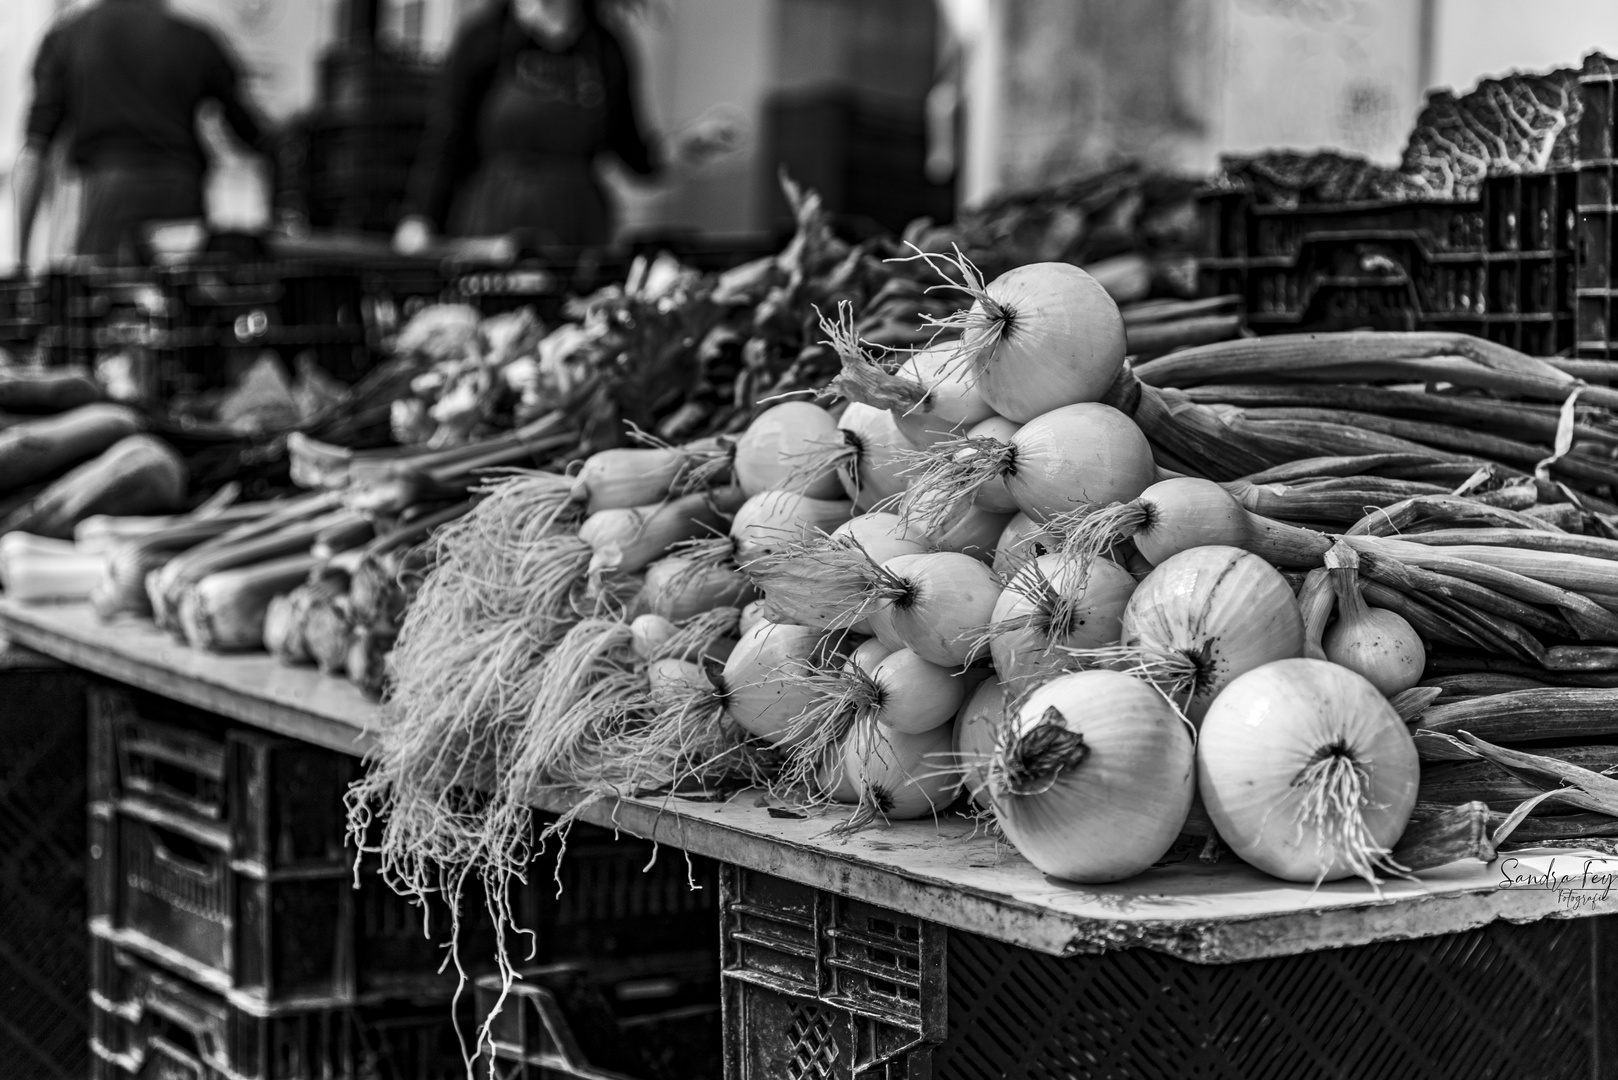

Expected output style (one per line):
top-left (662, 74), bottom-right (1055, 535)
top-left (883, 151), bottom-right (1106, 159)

top-left (1577, 53), bottom-right (1618, 361)
top-left (84, 683), bottom-right (467, 1080)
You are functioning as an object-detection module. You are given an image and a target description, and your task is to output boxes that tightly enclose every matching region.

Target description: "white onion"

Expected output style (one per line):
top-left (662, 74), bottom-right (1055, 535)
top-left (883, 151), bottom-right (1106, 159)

top-left (958, 261), bottom-right (1127, 423)
top-left (831, 513), bottom-right (930, 631)
top-left (906, 490), bottom-right (1011, 565)
top-left (733, 402), bottom-right (844, 498)
top-left (953, 676), bottom-right (1004, 810)
top-left (1067, 477), bottom-right (1250, 569)
top-left (1198, 658), bottom-right (1419, 885)
top-left (1119, 545), bottom-right (1305, 722)
top-left (890, 344), bottom-right (995, 446)
top-left (722, 620), bottom-right (833, 745)
top-left (990, 670), bottom-right (1194, 883)
top-left (1321, 542), bottom-right (1425, 697)
top-left (866, 552), bottom-right (1003, 666)
top-left (963, 415), bottom-right (1021, 513)
top-left (730, 490), bottom-right (853, 563)
top-left (989, 553), bottom-right (1136, 687)
top-left (868, 647), bottom-right (969, 734)
top-left (836, 403), bottom-right (919, 512)
top-left (842, 716), bottom-right (961, 821)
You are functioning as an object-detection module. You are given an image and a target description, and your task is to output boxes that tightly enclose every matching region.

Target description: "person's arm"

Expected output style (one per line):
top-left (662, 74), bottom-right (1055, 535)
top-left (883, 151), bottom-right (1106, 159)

top-left (16, 28), bottom-right (67, 269)
top-left (200, 31), bottom-right (267, 155)
top-left (13, 143), bottom-right (47, 272)
top-left (397, 24), bottom-right (494, 250)
top-left (599, 27), bottom-right (659, 178)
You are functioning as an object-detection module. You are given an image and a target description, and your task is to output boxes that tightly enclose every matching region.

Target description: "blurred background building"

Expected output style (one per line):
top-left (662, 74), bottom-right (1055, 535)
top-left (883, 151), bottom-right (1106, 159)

top-left (4, 0), bottom-right (1618, 269)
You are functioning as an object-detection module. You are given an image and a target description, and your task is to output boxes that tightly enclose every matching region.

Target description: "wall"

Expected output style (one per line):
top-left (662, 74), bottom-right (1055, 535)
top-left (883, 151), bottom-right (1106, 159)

top-left (1430, 0), bottom-right (1618, 94)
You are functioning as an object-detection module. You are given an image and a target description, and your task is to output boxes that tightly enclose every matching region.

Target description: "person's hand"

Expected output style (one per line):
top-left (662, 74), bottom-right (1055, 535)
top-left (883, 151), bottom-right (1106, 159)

top-left (671, 108), bottom-right (746, 167)
top-left (394, 216), bottom-right (433, 255)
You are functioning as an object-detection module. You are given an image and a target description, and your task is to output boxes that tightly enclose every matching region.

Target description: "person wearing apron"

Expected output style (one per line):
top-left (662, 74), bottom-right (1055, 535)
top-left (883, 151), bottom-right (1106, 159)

top-left (13, 0), bottom-right (267, 266)
top-left (396, 0), bottom-right (737, 255)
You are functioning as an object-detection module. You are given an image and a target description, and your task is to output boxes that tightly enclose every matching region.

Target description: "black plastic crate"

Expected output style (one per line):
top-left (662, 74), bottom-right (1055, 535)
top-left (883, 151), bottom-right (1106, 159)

top-left (89, 684), bottom-right (352, 873)
top-left (89, 942), bottom-right (465, 1080)
top-left (1577, 54), bottom-right (1618, 361)
top-left (1198, 170), bottom-right (1578, 355)
top-left (475, 959), bottom-right (722, 1080)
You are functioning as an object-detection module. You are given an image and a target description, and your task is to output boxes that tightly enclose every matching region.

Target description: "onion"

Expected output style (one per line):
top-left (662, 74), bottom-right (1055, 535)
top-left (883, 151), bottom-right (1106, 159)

top-left (1320, 543), bottom-right (1425, 696)
top-left (906, 489), bottom-right (1010, 565)
top-left (866, 552), bottom-right (1003, 666)
top-left (639, 555), bottom-right (756, 622)
top-left (733, 402), bottom-right (843, 498)
top-left (743, 513), bottom-right (923, 631)
top-left (991, 513), bottom-right (1053, 577)
top-left (722, 620), bottom-right (839, 745)
top-left (841, 716), bottom-right (961, 823)
top-left (953, 676), bottom-right (1004, 809)
top-left (835, 403), bottom-right (920, 512)
top-left (989, 670), bottom-right (1194, 882)
top-left (933, 257), bottom-right (1127, 423)
top-left (962, 416), bottom-right (1021, 513)
top-left (738, 600), bottom-right (768, 636)
top-left (902, 403), bottom-right (1154, 529)
top-left (988, 554), bottom-right (1136, 688)
top-left (867, 647), bottom-right (970, 734)
top-left (819, 307), bottom-right (992, 447)
top-left (730, 490), bottom-right (853, 563)
top-left (848, 636), bottom-right (897, 673)
top-left (1110, 545), bottom-right (1305, 723)
top-left (1198, 658), bottom-right (1419, 886)
top-left (1062, 477), bottom-right (1250, 569)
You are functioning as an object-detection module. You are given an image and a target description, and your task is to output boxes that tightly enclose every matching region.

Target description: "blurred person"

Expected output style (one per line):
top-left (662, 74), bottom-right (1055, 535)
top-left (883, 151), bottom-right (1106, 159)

top-left (12, 0), bottom-right (270, 267)
top-left (394, 0), bottom-right (739, 255)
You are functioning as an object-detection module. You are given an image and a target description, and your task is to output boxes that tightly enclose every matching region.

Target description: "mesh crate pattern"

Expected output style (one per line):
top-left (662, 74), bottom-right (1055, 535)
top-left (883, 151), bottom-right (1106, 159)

top-left (1578, 54), bottom-right (1618, 359)
top-left (90, 942), bottom-right (464, 1080)
top-left (1197, 171), bottom-right (1577, 356)
top-left (0, 653), bottom-right (89, 1079)
top-left (932, 916), bottom-right (1614, 1080)
top-left (719, 866), bottom-right (945, 1080)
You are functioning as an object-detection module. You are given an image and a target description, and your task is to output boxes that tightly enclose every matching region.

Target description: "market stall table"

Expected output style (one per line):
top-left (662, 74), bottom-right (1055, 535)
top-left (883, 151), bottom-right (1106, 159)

top-left (5, 597), bottom-right (1615, 1079)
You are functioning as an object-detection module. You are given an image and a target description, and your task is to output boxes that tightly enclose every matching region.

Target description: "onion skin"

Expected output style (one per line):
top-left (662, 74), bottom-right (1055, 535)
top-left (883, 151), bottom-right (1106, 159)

top-left (838, 403), bottom-right (918, 512)
top-left (832, 513), bottom-right (930, 632)
top-left (972, 263), bottom-right (1127, 422)
top-left (991, 513), bottom-right (1052, 578)
top-left (738, 600), bottom-right (768, 636)
top-left (991, 670), bottom-right (1194, 883)
top-left (1130, 478), bottom-right (1251, 566)
top-left (640, 556), bottom-right (756, 622)
top-left (953, 677), bottom-right (1004, 810)
top-left (869, 552), bottom-right (1003, 667)
top-left (1197, 659), bottom-right (1419, 884)
top-left (990, 554), bottom-right (1136, 687)
top-left (723, 620), bottom-right (828, 745)
top-left (910, 494), bottom-right (1010, 565)
top-left (870, 647), bottom-right (968, 734)
top-left (1122, 545), bottom-right (1305, 722)
top-left (734, 402), bottom-right (843, 498)
top-left (843, 718), bottom-right (961, 820)
top-left (1006, 404), bottom-right (1155, 522)
top-left (848, 636), bottom-right (897, 673)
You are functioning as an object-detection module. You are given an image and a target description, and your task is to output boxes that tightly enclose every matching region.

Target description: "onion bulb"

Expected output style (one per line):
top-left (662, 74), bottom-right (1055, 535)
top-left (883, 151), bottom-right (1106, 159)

top-left (722, 620), bottom-right (840, 745)
top-left (1060, 477), bottom-right (1249, 569)
top-left (1318, 542), bottom-right (1425, 696)
top-left (834, 403), bottom-right (917, 512)
top-left (988, 554), bottom-right (1136, 688)
top-left (742, 514), bottom-right (923, 630)
top-left (901, 403), bottom-right (1154, 529)
top-left (906, 489), bottom-right (1010, 564)
top-left (848, 636), bottom-right (897, 673)
top-left (989, 670), bottom-right (1194, 882)
top-left (1197, 658), bottom-right (1419, 886)
top-left (953, 676), bottom-right (1004, 810)
top-left (730, 490), bottom-right (853, 563)
top-left (1114, 545), bottom-right (1305, 723)
top-left (639, 555), bottom-right (756, 622)
top-left (991, 513), bottom-right (1054, 577)
top-left (733, 402), bottom-right (843, 498)
top-left (840, 716), bottom-right (961, 823)
top-left (823, 312), bottom-right (995, 448)
top-left (935, 257), bottom-right (1127, 423)
top-left (866, 552), bottom-right (1002, 666)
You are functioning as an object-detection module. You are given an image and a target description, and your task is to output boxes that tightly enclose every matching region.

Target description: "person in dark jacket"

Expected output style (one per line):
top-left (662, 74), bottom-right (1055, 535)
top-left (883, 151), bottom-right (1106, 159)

top-left (12, 0), bottom-right (269, 266)
top-left (394, 0), bottom-right (737, 254)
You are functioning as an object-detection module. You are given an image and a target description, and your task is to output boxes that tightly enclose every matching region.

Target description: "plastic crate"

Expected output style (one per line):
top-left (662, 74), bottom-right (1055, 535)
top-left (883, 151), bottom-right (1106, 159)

top-left (1577, 54), bottom-right (1618, 361)
top-left (718, 863), bottom-right (1618, 1079)
top-left (89, 685), bottom-right (352, 872)
top-left (88, 942), bottom-right (465, 1080)
top-left (1197, 171), bottom-right (1578, 355)
top-left (474, 959), bottom-right (721, 1080)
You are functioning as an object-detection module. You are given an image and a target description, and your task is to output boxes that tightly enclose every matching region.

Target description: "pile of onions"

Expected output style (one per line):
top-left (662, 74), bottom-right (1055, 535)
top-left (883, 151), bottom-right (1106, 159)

top-left (1319, 542), bottom-right (1425, 696)
top-left (988, 554), bottom-right (1136, 688)
top-left (733, 402), bottom-right (843, 497)
top-left (901, 403), bottom-right (1155, 529)
top-left (989, 670), bottom-right (1194, 882)
top-left (925, 256), bottom-right (1127, 423)
top-left (1113, 545), bottom-right (1305, 722)
top-left (1197, 659), bottom-right (1419, 885)
top-left (867, 552), bottom-right (1003, 666)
